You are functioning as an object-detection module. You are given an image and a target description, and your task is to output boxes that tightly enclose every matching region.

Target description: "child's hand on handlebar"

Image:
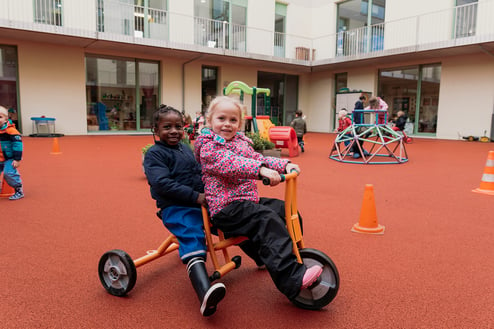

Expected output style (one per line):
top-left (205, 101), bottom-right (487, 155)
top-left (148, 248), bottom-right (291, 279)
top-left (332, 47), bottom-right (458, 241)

top-left (196, 193), bottom-right (207, 207)
top-left (285, 163), bottom-right (301, 174)
top-left (259, 166), bottom-right (282, 186)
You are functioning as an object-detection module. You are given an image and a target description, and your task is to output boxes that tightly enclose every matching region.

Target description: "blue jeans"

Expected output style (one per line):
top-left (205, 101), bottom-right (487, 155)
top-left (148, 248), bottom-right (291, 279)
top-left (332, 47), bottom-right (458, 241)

top-left (0, 159), bottom-right (23, 188)
top-left (161, 206), bottom-right (207, 263)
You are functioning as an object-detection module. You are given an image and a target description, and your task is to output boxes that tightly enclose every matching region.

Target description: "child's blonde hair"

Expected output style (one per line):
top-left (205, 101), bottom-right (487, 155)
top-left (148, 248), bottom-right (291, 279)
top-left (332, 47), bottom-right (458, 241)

top-left (205, 96), bottom-right (245, 128)
top-left (338, 108), bottom-right (348, 118)
top-left (0, 105), bottom-right (8, 117)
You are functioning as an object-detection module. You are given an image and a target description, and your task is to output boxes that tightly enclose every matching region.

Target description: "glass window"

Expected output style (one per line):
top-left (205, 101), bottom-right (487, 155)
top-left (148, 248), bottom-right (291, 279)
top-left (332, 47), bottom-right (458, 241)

top-left (0, 45), bottom-right (20, 130)
top-left (274, 3), bottom-right (286, 57)
top-left (336, 0), bottom-right (385, 56)
top-left (34, 0), bottom-right (62, 26)
top-left (134, 0), bottom-right (168, 39)
top-left (379, 64), bottom-right (441, 135)
top-left (85, 56), bottom-right (159, 132)
top-left (455, 0), bottom-right (478, 38)
top-left (194, 0), bottom-right (246, 49)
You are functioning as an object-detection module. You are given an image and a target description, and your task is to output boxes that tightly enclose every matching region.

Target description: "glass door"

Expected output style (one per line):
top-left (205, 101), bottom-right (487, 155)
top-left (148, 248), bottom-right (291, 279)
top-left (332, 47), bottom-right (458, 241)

top-left (417, 65), bottom-right (441, 134)
top-left (0, 46), bottom-right (20, 131)
top-left (138, 61), bottom-right (159, 131)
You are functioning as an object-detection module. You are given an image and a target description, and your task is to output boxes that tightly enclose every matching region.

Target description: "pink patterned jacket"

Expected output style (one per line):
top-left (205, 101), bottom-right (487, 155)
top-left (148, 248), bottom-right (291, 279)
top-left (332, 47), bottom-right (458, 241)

top-left (194, 128), bottom-right (289, 217)
top-left (365, 97), bottom-right (389, 124)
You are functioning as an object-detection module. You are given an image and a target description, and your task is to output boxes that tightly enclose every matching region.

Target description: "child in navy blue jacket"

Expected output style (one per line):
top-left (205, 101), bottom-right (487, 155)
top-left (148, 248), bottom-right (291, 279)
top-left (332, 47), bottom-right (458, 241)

top-left (143, 105), bottom-right (225, 317)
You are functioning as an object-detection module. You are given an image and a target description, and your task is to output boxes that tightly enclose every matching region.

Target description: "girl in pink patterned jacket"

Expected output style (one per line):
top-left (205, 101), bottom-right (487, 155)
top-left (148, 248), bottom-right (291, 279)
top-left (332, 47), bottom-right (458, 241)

top-left (194, 96), bottom-right (322, 302)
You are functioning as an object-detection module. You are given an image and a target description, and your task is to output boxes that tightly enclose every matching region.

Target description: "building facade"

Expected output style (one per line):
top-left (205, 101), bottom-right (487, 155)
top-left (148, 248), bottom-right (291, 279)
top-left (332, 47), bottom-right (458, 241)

top-left (0, 0), bottom-right (493, 140)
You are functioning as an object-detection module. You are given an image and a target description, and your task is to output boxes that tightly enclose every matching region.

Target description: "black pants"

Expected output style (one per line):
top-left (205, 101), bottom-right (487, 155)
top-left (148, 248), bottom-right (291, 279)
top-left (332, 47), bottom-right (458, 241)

top-left (212, 197), bottom-right (305, 300)
top-left (352, 127), bottom-right (371, 155)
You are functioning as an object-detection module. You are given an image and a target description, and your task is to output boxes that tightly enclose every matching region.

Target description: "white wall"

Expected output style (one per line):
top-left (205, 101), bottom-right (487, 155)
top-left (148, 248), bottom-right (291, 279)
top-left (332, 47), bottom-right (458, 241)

top-left (437, 54), bottom-right (494, 140)
top-left (64, 0), bottom-right (97, 31)
top-left (1, 0), bottom-right (32, 22)
top-left (386, 0), bottom-right (452, 20)
top-left (347, 68), bottom-right (376, 95)
top-left (246, 0), bottom-right (275, 56)
top-left (168, 1), bottom-right (195, 46)
top-left (303, 71), bottom-right (334, 133)
top-left (162, 58), bottom-right (187, 112)
top-left (17, 42), bottom-right (87, 135)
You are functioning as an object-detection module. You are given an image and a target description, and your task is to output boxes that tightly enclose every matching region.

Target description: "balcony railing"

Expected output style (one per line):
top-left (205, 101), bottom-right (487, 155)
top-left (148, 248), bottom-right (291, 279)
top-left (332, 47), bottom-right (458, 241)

top-left (0, 0), bottom-right (493, 65)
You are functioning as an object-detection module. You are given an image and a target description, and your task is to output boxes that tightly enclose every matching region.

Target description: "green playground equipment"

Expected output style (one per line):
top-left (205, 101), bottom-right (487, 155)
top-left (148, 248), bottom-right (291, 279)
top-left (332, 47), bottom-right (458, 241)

top-left (223, 81), bottom-right (271, 133)
top-left (329, 110), bottom-right (409, 164)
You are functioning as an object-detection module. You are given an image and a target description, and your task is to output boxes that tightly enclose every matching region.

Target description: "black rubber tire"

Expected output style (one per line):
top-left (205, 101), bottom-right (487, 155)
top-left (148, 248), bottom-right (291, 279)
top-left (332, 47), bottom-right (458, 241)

top-left (291, 248), bottom-right (339, 310)
top-left (98, 249), bottom-right (137, 297)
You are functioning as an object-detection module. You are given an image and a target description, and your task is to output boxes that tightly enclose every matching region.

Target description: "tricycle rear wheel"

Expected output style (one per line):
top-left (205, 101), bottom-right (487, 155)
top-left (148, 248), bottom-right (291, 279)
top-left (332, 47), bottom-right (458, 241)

top-left (98, 249), bottom-right (137, 297)
top-left (291, 248), bottom-right (339, 310)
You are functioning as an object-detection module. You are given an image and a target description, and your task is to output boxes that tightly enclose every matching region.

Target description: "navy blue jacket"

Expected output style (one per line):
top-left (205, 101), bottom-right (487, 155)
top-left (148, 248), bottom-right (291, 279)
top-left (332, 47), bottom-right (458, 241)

top-left (144, 141), bottom-right (204, 210)
top-left (395, 115), bottom-right (407, 131)
top-left (0, 120), bottom-right (23, 162)
top-left (353, 100), bottom-right (364, 124)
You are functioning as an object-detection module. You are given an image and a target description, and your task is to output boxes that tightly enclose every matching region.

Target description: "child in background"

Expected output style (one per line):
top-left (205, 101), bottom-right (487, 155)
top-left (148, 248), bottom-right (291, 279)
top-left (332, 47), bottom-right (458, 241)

top-left (194, 96), bottom-right (322, 303)
top-left (335, 108), bottom-right (352, 133)
top-left (0, 105), bottom-right (24, 200)
top-left (334, 108), bottom-right (353, 148)
top-left (290, 110), bottom-right (307, 152)
top-left (392, 110), bottom-right (408, 132)
top-left (143, 105), bottom-right (225, 317)
top-left (365, 96), bottom-right (388, 124)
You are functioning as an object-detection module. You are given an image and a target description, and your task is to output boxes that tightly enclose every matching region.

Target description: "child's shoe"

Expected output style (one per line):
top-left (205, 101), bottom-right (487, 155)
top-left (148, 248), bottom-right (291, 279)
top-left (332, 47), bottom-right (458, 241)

top-left (188, 257), bottom-right (226, 317)
top-left (301, 265), bottom-right (323, 289)
top-left (352, 153), bottom-right (361, 159)
top-left (9, 187), bottom-right (24, 200)
top-left (200, 283), bottom-right (226, 317)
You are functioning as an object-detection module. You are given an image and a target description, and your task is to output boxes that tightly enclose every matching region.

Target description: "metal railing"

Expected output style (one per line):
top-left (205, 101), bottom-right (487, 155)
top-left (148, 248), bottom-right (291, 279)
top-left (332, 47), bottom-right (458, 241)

top-left (1, 0), bottom-right (493, 64)
top-left (34, 0), bottom-right (62, 26)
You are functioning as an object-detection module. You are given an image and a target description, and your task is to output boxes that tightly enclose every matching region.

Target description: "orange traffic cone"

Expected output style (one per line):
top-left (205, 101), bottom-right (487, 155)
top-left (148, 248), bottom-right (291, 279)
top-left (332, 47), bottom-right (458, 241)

top-left (351, 184), bottom-right (385, 234)
top-left (50, 137), bottom-right (62, 155)
top-left (0, 173), bottom-right (15, 197)
top-left (472, 150), bottom-right (494, 196)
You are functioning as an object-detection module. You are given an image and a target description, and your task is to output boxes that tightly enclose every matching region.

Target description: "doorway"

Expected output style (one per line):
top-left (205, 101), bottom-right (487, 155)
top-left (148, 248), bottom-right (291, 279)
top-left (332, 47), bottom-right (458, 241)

top-left (201, 66), bottom-right (218, 115)
top-left (0, 45), bottom-right (20, 132)
top-left (257, 71), bottom-right (298, 126)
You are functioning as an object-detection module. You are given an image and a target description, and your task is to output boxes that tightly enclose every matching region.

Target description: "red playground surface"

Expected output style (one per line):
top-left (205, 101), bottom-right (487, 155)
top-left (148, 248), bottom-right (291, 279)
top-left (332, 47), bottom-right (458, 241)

top-left (2, 134), bottom-right (493, 328)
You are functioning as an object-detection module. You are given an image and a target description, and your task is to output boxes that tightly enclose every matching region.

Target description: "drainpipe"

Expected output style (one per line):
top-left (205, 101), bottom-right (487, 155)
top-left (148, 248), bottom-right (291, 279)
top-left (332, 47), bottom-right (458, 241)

top-left (182, 55), bottom-right (203, 113)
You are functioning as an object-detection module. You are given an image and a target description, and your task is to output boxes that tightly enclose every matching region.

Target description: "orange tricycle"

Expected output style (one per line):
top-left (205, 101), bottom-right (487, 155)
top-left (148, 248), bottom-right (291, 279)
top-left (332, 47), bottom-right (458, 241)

top-left (98, 171), bottom-right (339, 310)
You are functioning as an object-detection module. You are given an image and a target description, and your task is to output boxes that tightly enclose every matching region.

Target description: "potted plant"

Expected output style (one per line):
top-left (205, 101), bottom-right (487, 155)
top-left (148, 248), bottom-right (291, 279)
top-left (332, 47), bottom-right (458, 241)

top-left (246, 131), bottom-right (281, 158)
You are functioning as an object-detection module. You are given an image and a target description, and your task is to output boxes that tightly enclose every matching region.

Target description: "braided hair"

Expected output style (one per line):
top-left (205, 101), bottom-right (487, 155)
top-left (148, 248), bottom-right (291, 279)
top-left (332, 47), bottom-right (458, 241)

top-left (152, 104), bottom-right (184, 130)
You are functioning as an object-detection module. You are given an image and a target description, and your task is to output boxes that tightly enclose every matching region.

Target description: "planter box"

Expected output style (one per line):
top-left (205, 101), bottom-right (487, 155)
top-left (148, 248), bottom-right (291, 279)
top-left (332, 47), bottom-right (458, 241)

top-left (260, 148), bottom-right (282, 158)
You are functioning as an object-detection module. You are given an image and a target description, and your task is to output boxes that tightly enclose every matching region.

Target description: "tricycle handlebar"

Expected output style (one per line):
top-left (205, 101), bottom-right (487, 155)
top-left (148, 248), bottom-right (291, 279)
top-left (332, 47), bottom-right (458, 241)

top-left (262, 169), bottom-right (299, 185)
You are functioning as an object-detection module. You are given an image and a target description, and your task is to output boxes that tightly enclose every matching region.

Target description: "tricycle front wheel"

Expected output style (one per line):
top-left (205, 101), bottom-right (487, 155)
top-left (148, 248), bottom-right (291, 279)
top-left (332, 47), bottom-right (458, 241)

top-left (291, 248), bottom-right (339, 310)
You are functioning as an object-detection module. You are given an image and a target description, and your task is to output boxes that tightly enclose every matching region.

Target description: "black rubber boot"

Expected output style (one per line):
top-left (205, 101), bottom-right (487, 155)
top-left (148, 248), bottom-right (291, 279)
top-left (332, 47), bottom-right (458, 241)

top-left (187, 257), bottom-right (226, 316)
